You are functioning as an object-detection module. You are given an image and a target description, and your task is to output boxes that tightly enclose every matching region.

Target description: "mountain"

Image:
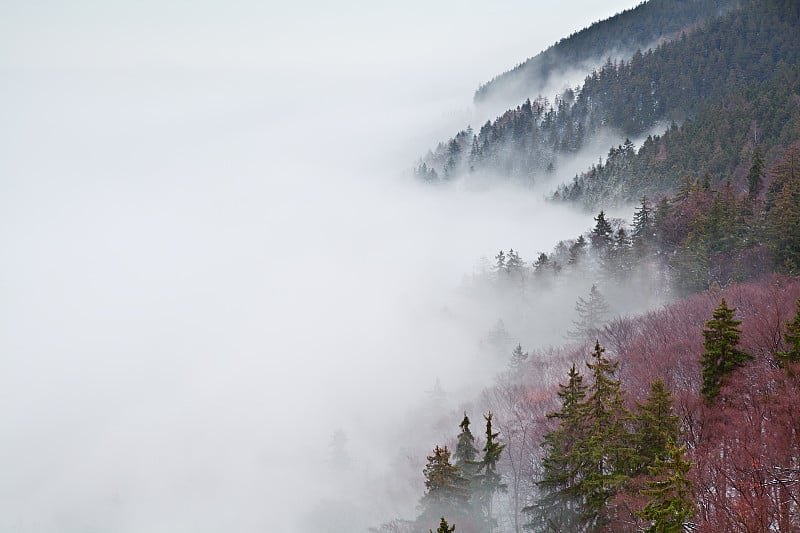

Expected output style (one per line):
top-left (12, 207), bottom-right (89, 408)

top-left (474, 0), bottom-right (739, 106)
top-left (416, 0), bottom-right (800, 210)
top-left (554, 68), bottom-right (800, 208)
top-left (389, 3), bottom-right (800, 532)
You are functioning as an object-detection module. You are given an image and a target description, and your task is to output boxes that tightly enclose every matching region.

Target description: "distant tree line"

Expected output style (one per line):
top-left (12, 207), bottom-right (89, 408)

top-left (417, 0), bottom-right (800, 204)
top-left (474, 0), bottom-right (739, 105)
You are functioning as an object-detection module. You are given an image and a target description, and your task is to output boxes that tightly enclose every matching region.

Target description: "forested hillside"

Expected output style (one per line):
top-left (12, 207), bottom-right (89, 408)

top-left (416, 0), bottom-right (800, 208)
top-left (376, 270), bottom-right (800, 532)
top-left (554, 66), bottom-right (800, 207)
top-left (389, 1), bottom-right (800, 531)
top-left (474, 0), bottom-right (738, 106)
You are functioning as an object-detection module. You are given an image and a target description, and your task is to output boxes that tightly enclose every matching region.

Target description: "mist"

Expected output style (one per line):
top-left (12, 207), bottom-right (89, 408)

top-left (1, 1), bottom-right (643, 532)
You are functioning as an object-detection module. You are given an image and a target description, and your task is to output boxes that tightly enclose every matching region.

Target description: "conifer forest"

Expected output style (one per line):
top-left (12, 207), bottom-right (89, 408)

top-left (4, 0), bottom-right (800, 532)
top-left (400, 0), bottom-right (800, 531)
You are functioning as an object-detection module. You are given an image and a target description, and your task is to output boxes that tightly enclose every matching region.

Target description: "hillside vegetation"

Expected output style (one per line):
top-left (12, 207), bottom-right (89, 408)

top-left (474, 0), bottom-right (738, 106)
top-left (417, 0), bottom-right (800, 210)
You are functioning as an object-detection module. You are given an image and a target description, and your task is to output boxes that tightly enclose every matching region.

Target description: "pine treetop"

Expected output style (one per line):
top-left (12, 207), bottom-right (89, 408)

top-left (634, 378), bottom-right (681, 473)
top-left (699, 298), bottom-right (752, 403)
top-left (431, 517), bottom-right (455, 533)
top-left (454, 413), bottom-right (479, 468)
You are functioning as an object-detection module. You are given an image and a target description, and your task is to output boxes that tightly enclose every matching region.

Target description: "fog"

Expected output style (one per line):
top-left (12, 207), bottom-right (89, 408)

top-left (2, 1), bottom-right (642, 531)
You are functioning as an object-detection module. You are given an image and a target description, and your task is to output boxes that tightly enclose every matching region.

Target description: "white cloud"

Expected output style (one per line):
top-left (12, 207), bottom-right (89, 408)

top-left (0, 1), bottom-right (642, 531)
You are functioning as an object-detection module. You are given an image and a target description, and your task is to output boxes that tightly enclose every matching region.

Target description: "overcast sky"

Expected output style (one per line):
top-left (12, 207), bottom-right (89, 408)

top-left (3, 1), bottom-right (641, 71)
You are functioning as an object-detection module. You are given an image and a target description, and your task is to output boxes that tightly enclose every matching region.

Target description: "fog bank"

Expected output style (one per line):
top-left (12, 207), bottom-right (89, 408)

top-left (1, 2), bottom-right (642, 531)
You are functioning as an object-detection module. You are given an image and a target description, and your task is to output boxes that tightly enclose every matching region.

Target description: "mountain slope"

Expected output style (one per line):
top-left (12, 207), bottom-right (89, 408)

top-left (474, 0), bottom-right (739, 106)
top-left (416, 0), bottom-right (800, 205)
top-left (555, 64), bottom-right (800, 208)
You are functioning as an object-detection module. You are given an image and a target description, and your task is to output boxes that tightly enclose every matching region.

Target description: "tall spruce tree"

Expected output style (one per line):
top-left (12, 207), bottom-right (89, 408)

top-left (454, 413), bottom-right (479, 470)
top-left (632, 195), bottom-right (655, 257)
top-left (476, 412), bottom-right (507, 532)
top-left (493, 250), bottom-right (507, 277)
top-left (420, 445), bottom-right (471, 524)
top-left (633, 379), bottom-right (681, 475)
top-left (567, 284), bottom-right (610, 341)
top-left (637, 443), bottom-right (695, 533)
top-left (530, 363), bottom-right (588, 532)
top-left (454, 413), bottom-right (480, 509)
top-left (591, 211), bottom-right (614, 252)
top-left (576, 341), bottom-right (633, 529)
top-left (699, 298), bottom-right (751, 403)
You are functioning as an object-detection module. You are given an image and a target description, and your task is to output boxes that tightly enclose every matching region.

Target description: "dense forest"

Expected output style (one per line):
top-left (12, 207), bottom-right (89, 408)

top-left (374, 228), bottom-right (800, 532)
top-left (391, 0), bottom-right (800, 531)
top-left (416, 0), bottom-right (800, 206)
top-left (473, 0), bottom-right (739, 106)
top-left (379, 276), bottom-right (800, 533)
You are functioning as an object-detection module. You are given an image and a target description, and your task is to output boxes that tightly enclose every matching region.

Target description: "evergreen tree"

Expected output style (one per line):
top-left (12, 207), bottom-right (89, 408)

top-left (431, 517), bottom-right (456, 533)
top-left (476, 412), bottom-right (507, 532)
top-left (591, 211), bottom-right (614, 252)
top-left (699, 298), bottom-right (752, 403)
top-left (454, 413), bottom-right (480, 506)
top-left (766, 157), bottom-right (800, 274)
top-left (567, 285), bottom-right (610, 341)
top-left (636, 443), bottom-right (695, 533)
top-left (420, 446), bottom-right (471, 521)
top-left (604, 227), bottom-right (633, 281)
top-left (576, 341), bottom-right (633, 529)
top-left (777, 298), bottom-right (800, 371)
top-left (633, 379), bottom-right (681, 474)
top-left (506, 249), bottom-right (525, 277)
top-left (530, 364), bottom-right (588, 532)
top-left (509, 343), bottom-right (528, 372)
top-left (532, 252), bottom-right (554, 278)
top-left (454, 414), bottom-right (479, 469)
top-left (568, 235), bottom-right (588, 265)
top-left (632, 195), bottom-right (655, 257)
top-left (493, 250), bottom-right (507, 277)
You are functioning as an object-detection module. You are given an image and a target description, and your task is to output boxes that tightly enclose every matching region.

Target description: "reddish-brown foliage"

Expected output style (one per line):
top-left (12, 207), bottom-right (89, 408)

top-left (613, 275), bottom-right (800, 532)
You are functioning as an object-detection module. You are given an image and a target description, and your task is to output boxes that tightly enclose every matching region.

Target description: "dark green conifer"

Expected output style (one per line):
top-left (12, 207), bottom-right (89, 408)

top-left (591, 210), bottom-right (614, 251)
top-left (431, 517), bottom-right (456, 533)
top-left (633, 379), bottom-right (681, 474)
top-left (777, 299), bottom-right (800, 372)
top-left (476, 412), bottom-right (507, 532)
top-left (421, 445), bottom-right (471, 519)
top-left (454, 414), bottom-right (479, 468)
top-left (699, 298), bottom-right (752, 403)
top-left (637, 443), bottom-right (694, 533)
top-left (530, 364), bottom-right (588, 531)
top-left (577, 341), bottom-right (633, 528)
top-left (454, 414), bottom-right (480, 496)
